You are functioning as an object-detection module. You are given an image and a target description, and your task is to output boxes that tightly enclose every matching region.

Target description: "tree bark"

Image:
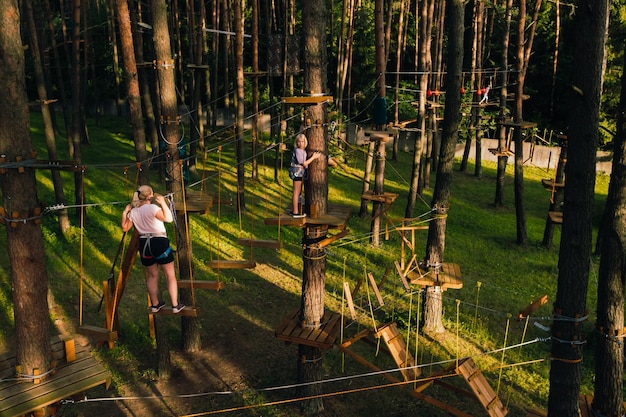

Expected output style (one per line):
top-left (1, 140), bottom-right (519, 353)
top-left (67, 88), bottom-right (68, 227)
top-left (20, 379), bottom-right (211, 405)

top-left (234, 0), bottom-right (246, 212)
top-left (116, 0), bottom-right (149, 185)
top-left (0, 0), bottom-right (52, 396)
top-left (548, 1), bottom-right (609, 416)
top-left (494, 0), bottom-right (512, 207)
top-left (297, 0), bottom-right (328, 414)
top-left (423, 0), bottom-right (464, 333)
top-left (591, 26), bottom-right (626, 417)
top-left (24, 0), bottom-right (70, 234)
top-left (151, 0), bottom-right (200, 353)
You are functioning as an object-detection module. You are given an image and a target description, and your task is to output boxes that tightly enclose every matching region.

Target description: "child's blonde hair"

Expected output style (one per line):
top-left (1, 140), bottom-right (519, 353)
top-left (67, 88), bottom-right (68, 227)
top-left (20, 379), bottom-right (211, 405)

top-left (294, 133), bottom-right (308, 148)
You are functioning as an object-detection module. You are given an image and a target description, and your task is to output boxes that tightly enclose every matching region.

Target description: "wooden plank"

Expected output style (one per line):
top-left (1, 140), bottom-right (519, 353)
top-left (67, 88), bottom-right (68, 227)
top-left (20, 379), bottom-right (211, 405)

top-left (177, 280), bottom-right (224, 290)
top-left (339, 329), bottom-right (370, 348)
top-left (237, 238), bottom-right (282, 249)
top-left (308, 229), bottom-right (349, 249)
top-left (526, 408), bottom-right (547, 417)
top-left (343, 282), bottom-right (357, 320)
top-left (275, 309), bottom-right (340, 349)
top-left (578, 395), bottom-right (592, 417)
top-left (395, 261), bottom-right (411, 291)
top-left (361, 191), bottom-right (399, 204)
top-left (76, 325), bottom-right (118, 343)
top-left (207, 260), bottom-right (256, 269)
top-left (457, 358), bottom-right (508, 417)
top-left (374, 322), bottom-right (420, 381)
top-left (367, 272), bottom-right (385, 306)
top-left (409, 262), bottom-right (463, 290)
top-left (517, 295), bottom-right (548, 320)
top-left (147, 306), bottom-right (199, 317)
top-left (0, 345), bottom-right (110, 417)
top-left (541, 178), bottom-right (565, 190)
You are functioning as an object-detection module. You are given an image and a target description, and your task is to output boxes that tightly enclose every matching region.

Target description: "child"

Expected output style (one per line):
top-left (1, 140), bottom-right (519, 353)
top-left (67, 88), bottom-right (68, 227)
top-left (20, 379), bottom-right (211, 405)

top-left (290, 133), bottom-right (321, 218)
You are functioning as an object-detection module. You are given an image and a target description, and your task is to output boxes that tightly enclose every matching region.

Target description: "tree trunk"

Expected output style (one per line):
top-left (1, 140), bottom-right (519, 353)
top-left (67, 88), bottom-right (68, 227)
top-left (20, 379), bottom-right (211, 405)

top-left (494, 0), bottom-right (512, 207)
top-left (234, 0), bottom-right (246, 212)
top-left (151, 0), bottom-right (200, 353)
top-left (0, 0), bottom-right (52, 400)
top-left (370, 138), bottom-right (386, 247)
top-left (359, 140), bottom-right (376, 217)
top-left (548, 1), bottom-right (609, 416)
top-left (70, 0), bottom-right (84, 217)
top-left (116, 0), bottom-right (149, 185)
top-left (423, 0), bottom-right (464, 333)
top-left (297, 0), bottom-right (328, 413)
top-left (591, 19), bottom-right (626, 417)
top-left (24, 0), bottom-right (70, 234)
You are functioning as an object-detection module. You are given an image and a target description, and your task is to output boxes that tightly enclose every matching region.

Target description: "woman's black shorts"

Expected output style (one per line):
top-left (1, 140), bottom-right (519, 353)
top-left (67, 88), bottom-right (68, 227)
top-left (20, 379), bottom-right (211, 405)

top-left (139, 236), bottom-right (174, 266)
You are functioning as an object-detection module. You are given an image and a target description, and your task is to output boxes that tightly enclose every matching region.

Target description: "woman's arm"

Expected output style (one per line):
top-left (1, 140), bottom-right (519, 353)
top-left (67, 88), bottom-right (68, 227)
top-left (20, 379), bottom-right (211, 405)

top-left (302, 151), bottom-right (322, 168)
top-left (153, 195), bottom-right (174, 223)
top-left (121, 204), bottom-right (133, 232)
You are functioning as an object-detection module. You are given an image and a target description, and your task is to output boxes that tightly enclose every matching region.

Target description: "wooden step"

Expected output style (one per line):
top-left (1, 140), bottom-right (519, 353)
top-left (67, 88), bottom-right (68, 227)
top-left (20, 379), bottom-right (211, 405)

top-left (548, 211), bottom-right (563, 224)
top-left (373, 322), bottom-right (420, 382)
top-left (457, 358), bottom-right (508, 417)
top-left (147, 306), bottom-right (199, 317)
top-left (76, 325), bottom-right (118, 343)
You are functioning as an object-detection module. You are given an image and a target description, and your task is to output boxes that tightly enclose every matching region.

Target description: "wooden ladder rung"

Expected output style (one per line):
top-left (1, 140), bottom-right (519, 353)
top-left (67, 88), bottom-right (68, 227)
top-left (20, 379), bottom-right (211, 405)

top-left (76, 325), bottom-right (118, 342)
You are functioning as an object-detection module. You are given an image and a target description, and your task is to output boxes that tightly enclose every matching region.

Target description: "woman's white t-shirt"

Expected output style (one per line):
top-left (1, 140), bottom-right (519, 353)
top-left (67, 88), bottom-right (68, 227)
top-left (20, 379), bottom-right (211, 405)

top-left (128, 204), bottom-right (167, 235)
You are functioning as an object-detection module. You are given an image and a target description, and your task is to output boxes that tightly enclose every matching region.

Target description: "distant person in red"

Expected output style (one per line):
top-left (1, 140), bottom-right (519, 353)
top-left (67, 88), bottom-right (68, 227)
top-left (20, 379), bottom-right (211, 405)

top-left (121, 185), bottom-right (184, 314)
top-left (289, 133), bottom-right (321, 218)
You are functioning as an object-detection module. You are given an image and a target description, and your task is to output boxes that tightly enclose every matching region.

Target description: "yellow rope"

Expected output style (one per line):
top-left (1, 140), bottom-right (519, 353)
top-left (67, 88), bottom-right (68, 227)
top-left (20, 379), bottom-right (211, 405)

top-left (496, 314), bottom-right (511, 396)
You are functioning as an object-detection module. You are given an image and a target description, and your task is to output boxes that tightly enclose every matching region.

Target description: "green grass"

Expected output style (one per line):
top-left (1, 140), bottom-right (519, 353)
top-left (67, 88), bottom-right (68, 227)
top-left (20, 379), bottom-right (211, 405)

top-left (0, 113), bottom-right (611, 416)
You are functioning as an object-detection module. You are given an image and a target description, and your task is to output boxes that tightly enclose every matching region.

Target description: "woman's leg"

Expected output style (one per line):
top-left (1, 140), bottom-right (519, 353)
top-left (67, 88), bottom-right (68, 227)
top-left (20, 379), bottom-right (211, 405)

top-left (145, 264), bottom-right (160, 305)
top-left (292, 180), bottom-right (302, 213)
top-left (160, 261), bottom-right (179, 306)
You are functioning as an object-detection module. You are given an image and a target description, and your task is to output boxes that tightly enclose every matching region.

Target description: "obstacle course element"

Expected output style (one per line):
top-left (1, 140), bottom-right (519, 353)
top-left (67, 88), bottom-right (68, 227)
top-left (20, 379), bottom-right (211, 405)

top-left (0, 336), bottom-right (110, 417)
top-left (373, 322), bottom-right (421, 382)
top-left (275, 309), bottom-right (342, 350)
top-left (395, 260), bottom-right (463, 291)
top-left (264, 203), bottom-right (352, 230)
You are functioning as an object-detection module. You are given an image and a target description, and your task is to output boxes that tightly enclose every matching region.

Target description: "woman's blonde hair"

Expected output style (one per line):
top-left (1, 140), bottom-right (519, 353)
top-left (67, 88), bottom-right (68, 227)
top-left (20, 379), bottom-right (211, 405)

top-left (294, 133), bottom-right (308, 148)
top-left (132, 185), bottom-right (153, 207)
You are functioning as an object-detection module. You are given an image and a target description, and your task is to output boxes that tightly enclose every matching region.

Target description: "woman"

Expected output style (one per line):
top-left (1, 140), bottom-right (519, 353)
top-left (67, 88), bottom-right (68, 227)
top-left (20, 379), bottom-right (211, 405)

top-left (121, 185), bottom-right (184, 313)
top-left (290, 133), bottom-right (321, 218)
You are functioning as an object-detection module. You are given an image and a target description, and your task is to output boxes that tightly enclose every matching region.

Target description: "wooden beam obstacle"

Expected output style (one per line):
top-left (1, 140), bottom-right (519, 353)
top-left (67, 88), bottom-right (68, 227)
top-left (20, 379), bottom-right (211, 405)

top-left (0, 336), bottom-right (110, 417)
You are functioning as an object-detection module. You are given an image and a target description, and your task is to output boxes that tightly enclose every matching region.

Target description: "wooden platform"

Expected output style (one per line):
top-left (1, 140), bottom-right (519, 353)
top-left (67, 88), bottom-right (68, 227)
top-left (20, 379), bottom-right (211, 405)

top-left (488, 147), bottom-right (513, 157)
top-left (147, 306), bottom-right (199, 317)
top-left (499, 120), bottom-right (537, 130)
top-left (178, 280), bottom-right (224, 290)
top-left (361, 190), bottom-right (399, 204)
top-left (275, 309), bottom-right (342, 350)
top-left (408, 262), bottom-right (463, 290)
top-left (281, 96), bottom-right (333, 105)
top-left (0, 336), bottom-right (110, 417)
top-left (176, 189), bottom-right (213, 213)
top-left (548, 211), bottom-right (563, 225)
top-left (207, 259), bottom-right (256, 269)
top-left (264, 203), bottom-right (351, 230)
top-left (541, 178), bottom-right (565, 190)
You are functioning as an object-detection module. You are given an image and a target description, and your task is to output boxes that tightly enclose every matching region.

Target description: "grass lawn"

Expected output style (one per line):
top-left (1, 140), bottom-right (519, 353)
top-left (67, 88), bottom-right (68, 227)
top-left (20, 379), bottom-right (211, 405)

top-left (0, 114), bottom-right (611, 416)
